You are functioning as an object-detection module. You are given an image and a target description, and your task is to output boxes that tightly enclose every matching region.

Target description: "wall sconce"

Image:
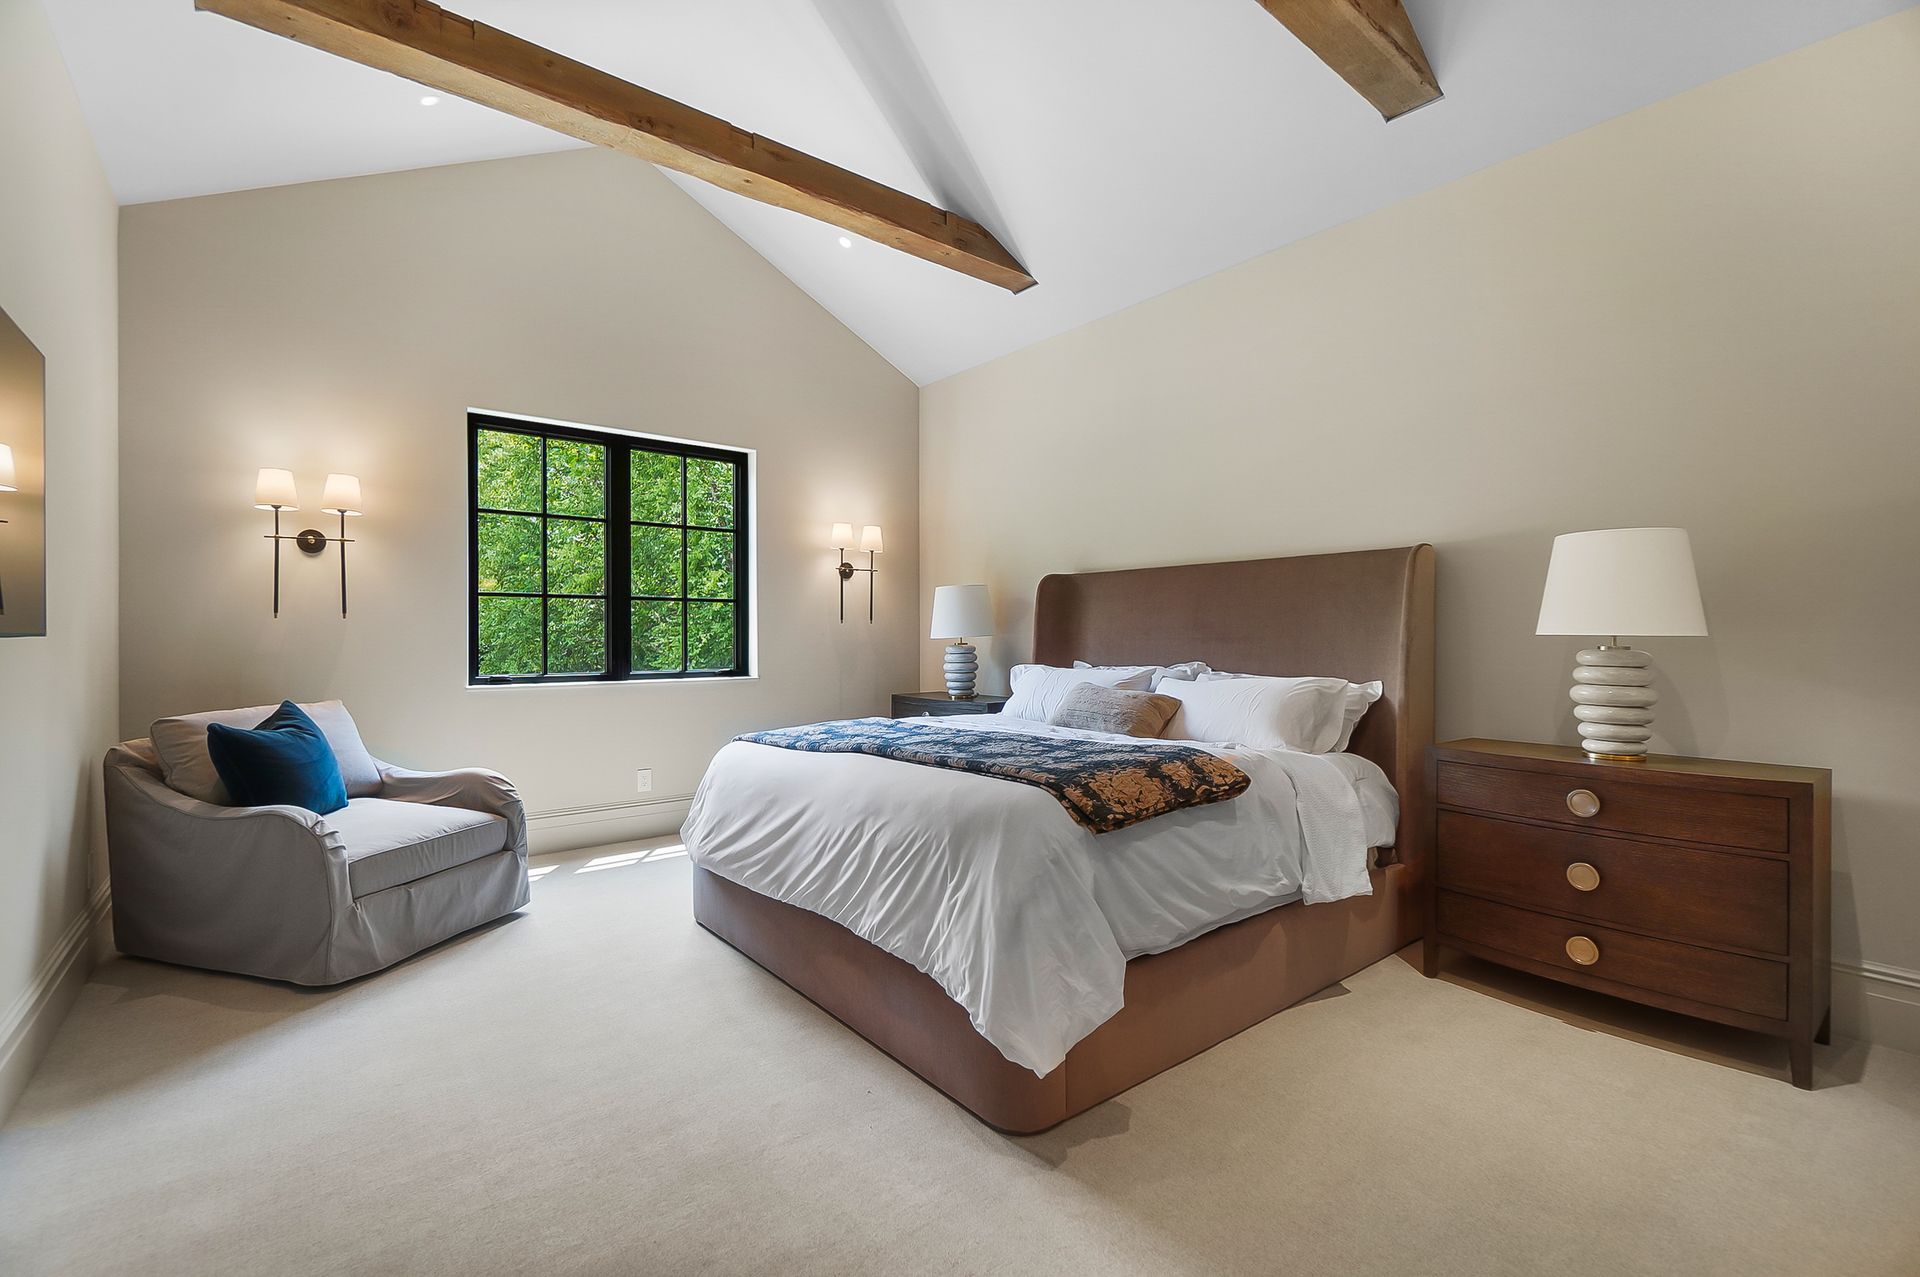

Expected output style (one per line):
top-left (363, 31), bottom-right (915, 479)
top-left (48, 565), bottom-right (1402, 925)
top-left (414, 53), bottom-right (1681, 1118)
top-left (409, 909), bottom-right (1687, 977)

top-left (255, 468), bottom-right (363, 618)
top-left (832, 522), bottom-right (882, 623)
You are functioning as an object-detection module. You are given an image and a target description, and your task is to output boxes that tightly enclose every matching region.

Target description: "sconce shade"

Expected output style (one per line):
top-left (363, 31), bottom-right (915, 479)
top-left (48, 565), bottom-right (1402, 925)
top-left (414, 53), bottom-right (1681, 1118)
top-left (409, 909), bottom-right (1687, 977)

top-left (321, 473), bottom-right (364, 515)
top-left (859, 525), bottom-right (884, 554)
top-left (930, 584), bottom-right (994, 640)
top-left (0, 443), bottom-right (14, 492)
top-left (829, 522), bottom-right (854, 549)
top-left (1536, 527), bottom-right (1708, 637)
top-left (254, 467), bottom-right (299, 510)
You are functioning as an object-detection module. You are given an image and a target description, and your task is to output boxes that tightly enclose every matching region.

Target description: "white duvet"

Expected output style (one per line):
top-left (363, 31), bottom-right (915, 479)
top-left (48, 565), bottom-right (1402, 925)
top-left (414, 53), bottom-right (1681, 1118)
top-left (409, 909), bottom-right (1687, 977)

top-left (682, 715), bottom-right (1395, 1076)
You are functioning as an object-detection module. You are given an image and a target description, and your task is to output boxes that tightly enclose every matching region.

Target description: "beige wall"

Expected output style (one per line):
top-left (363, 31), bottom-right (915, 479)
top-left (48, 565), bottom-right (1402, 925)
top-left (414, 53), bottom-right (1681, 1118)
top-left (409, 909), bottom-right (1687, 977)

top-left (921, 13), bottom-right (1920, 1011)
top-left (119, 147), bottom-right (919, 847)
top-left (0, 0), bottom-right (120, 1115)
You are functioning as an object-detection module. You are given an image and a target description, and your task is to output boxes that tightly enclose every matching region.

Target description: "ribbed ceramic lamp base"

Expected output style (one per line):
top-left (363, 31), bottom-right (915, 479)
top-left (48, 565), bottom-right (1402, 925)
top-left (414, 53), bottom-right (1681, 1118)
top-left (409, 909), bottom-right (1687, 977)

top-left (943, 642), bottom-right (979, 700)
top-left (1570, 646), bottom-right (1657, 760)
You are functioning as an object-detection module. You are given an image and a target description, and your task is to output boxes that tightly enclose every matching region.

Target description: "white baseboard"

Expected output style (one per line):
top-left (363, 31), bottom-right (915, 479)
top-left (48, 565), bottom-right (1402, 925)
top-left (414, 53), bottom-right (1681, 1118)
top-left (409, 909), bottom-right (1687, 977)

top-left (0, 880), bottom-right (111, 1122)
top-left (1833, 959), bottom-right (1920, 1055)
top-left (526, 793), bottom-right (694, 855)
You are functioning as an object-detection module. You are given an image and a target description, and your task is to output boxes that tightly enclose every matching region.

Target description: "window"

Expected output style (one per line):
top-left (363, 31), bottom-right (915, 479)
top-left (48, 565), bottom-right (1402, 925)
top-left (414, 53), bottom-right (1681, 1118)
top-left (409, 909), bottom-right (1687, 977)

top-left (468, 412), bottom-right (750, 683)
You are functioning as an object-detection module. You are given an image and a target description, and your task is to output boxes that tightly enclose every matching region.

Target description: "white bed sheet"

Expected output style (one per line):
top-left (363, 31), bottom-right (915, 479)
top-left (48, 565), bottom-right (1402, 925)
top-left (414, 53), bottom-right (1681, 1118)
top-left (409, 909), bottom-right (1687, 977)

top-left (682, 715), bottom-right (1395, 1077)
top-left (1098, 743), bottom-right (1397, 958)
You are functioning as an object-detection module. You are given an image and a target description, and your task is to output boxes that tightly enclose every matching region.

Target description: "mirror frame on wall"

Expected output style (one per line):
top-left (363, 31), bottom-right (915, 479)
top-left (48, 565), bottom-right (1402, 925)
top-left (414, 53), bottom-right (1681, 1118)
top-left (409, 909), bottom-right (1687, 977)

top-left (0, 301), bottom-right (47, 639)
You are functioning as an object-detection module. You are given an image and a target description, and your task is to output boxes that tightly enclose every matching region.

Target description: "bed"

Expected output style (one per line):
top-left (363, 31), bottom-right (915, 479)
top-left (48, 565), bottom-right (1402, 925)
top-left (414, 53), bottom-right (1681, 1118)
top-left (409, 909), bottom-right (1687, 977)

top-left (688, 544), bottom-right (1435, 1133)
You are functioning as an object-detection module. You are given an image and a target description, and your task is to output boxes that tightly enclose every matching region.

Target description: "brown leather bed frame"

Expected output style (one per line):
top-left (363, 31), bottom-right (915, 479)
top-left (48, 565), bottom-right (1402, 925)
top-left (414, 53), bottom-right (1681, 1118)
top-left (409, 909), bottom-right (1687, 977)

top-left (693, 544), bottom-right (1436, 1133)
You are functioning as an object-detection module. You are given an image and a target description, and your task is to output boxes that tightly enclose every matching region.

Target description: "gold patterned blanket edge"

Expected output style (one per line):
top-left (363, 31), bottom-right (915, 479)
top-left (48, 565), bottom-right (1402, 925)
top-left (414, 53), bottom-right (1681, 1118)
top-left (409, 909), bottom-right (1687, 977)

top-left (735, 717), bottom-right (1250, 834)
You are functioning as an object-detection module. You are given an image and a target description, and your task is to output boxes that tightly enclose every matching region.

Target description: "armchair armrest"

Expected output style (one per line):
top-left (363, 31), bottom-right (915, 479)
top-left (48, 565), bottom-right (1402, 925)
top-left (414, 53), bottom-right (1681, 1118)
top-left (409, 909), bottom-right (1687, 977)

top-left (115, 761), bottom-right (334, 836)
top-left (103, 758), bottom-right (349, 981)
top-left (376, 761), bottom-right (528, 857)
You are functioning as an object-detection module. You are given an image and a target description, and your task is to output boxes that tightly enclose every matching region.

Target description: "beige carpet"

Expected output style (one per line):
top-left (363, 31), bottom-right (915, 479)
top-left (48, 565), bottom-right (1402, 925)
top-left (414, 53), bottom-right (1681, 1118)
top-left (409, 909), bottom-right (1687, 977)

top-left (3, 838), bottom-right (1917, 1276)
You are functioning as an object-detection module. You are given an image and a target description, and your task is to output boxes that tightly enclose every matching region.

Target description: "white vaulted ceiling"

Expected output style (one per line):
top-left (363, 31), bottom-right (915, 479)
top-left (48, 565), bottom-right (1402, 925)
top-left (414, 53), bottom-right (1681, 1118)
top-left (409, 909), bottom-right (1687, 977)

top-left (37, 0), bottom-right (1918, 383)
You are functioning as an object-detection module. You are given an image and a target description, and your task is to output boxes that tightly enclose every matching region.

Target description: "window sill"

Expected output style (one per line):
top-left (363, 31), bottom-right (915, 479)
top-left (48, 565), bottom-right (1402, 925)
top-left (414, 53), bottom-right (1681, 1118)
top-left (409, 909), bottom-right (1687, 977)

top-left (466, 674), bottom-right (760, 690)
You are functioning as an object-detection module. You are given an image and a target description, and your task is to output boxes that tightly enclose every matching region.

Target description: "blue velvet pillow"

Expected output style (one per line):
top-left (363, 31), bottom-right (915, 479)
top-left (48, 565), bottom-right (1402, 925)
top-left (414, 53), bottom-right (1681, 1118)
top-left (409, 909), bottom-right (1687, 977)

top-left (205, 701), bottom-right (349, 814)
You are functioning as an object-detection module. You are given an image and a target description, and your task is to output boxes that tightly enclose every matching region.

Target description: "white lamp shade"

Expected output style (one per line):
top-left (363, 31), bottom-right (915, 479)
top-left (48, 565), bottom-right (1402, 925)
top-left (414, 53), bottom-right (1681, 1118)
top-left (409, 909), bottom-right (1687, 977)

top-left (253, 467), bottom-right (299, 510)
top-left (930, 584), bottom-right (994, 640)
top-left (858, 524), bottom-right (884, 554)
top-left (320, 472), bottom-right (363, 515)
top-left (0, 443), bottom-right (14, 492)
top-left (1536, 527), bottom-right (1708, 638)
top-left (829, 522), bottom-right (854, 549)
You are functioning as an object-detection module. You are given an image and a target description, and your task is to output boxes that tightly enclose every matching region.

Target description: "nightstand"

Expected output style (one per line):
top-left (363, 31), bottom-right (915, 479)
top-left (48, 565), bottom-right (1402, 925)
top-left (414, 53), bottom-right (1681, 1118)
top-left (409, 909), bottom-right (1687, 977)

top-left (890, 691), bottom-right (1008, 719)
top-left (1425, 739), bottom-right (1831, 1088)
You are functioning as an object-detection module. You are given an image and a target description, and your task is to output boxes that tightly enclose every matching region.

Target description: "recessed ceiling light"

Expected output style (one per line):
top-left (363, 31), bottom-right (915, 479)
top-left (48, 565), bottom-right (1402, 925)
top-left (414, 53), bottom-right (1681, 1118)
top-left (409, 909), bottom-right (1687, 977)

top-left (837, 236), bottom-right (853, 249)
top-left (419, 95), bottom-right (441, 107)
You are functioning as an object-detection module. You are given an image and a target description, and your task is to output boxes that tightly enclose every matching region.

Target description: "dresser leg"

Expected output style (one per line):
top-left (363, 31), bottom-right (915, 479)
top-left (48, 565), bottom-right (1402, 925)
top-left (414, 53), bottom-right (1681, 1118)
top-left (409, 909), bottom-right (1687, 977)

top-left (1788, 1035), bottom-right (1814, 1090)
top-left (1814, 1008), bottom-right (1832, 1046)
top-left (1421, 935), bottom-right (1439, 978)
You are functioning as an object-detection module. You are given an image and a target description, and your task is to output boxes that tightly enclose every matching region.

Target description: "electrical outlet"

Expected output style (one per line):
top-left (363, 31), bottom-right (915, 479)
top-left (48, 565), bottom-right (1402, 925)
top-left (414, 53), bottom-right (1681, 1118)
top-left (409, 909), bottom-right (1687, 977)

top-left (635, 768), bottom-right (653, 794)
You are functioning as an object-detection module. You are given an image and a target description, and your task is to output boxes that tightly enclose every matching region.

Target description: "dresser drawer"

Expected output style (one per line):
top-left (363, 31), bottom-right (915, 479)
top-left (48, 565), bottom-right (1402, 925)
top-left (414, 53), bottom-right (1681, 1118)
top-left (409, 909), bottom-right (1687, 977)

top-left (1437, 811), bottom-right (1789, 954)
top-left (1438, 891), bottom-right (1788, 1020)
top-left (890, 694), bottom-right (1006, 718)
top-left (1436, 761), bottom-right (1787, 853)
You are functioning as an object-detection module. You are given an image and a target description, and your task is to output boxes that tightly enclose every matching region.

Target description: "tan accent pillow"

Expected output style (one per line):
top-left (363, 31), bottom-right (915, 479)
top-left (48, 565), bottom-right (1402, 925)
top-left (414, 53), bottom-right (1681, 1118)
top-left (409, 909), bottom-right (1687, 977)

top-left (1048, 684), bottom-right (1181, 739)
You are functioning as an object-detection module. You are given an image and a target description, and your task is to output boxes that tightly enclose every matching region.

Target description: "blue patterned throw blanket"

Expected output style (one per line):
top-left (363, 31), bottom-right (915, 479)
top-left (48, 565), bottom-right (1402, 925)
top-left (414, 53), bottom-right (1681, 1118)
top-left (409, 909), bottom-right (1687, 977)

top-left (735, 717), bottom-right (1250, 835)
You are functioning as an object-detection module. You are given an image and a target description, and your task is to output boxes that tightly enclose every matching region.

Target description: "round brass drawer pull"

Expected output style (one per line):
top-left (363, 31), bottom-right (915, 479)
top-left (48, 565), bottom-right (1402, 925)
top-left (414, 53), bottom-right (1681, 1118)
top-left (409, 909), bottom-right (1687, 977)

top-left (1566, 935), bottom-right (1600, 966)
top-left (1566, 862), bottom-right (1601, 892)
top-left (1566, 788), bottom-right (1601, 818)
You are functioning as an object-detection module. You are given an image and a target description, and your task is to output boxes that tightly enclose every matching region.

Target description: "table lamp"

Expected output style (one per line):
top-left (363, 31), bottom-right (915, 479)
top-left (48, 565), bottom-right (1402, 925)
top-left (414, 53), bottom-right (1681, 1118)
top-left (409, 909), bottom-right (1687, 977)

top-left (1536, 527), bottom-right (1708, 761)
top-left (930, 584), bottom-right (994, 700)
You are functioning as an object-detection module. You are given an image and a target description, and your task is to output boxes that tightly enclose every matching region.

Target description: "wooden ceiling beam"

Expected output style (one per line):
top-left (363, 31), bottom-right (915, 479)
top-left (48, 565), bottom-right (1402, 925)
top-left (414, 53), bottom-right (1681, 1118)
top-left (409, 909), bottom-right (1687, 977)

top-left (1255, 0), bottom-right (1441, 121)
top-left (195, 0), bottom-right (1036, 292)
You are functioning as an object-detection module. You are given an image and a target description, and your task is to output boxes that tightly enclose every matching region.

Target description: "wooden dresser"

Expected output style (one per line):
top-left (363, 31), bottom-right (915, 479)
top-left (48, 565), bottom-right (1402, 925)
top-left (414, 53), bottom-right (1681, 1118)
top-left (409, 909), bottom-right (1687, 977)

top-left (1424, 739), bottom-right (1830, 1087)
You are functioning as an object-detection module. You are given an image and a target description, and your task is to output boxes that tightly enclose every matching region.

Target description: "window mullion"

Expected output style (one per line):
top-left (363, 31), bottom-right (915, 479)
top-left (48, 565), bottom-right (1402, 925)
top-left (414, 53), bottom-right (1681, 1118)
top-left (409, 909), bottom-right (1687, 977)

top-left (469, 424), bottom-right (481, 682)
top-left (733, 458), bottom-right (748, 674)
top-left (539, 438), bottom-right (549, 678)
top-left (609, 445), bottom-right (632, 680)
top-left (679, 462), bottom-right (690, 673)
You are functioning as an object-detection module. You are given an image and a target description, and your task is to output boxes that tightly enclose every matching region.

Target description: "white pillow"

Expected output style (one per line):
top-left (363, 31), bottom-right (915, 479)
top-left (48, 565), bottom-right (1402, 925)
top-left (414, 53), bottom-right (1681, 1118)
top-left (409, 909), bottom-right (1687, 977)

top-left (1005, 663), bottom-right (1154, 722)
top-left (1074, 659), bottom-right (1212, 689)
top-left (1203, 672), bottom-right (1384, 754)
top-left (150, 699), bottom-right (381, 804)
top-left (1158, 675), bottom-right (1352, 753)
top-left (1332, 680), bottom-right (1384, 752)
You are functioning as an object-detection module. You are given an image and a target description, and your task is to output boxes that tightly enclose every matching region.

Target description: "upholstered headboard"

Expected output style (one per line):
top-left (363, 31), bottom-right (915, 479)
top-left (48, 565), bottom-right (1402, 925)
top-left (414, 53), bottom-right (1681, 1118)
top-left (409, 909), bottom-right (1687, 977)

top-left (1032, 544), bottom-right (1436, 869)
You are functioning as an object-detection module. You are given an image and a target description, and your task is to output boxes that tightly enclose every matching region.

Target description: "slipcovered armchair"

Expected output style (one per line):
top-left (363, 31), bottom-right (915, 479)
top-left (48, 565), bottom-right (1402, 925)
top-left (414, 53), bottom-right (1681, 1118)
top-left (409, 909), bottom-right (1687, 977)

top-left (103, 701), bottom-right (529, 986)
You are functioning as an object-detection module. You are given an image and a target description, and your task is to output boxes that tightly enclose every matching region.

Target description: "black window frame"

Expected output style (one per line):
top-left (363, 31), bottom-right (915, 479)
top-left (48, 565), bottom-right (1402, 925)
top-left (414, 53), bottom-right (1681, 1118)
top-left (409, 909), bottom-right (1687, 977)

top-left (467, 411), bottom-right (752, 685)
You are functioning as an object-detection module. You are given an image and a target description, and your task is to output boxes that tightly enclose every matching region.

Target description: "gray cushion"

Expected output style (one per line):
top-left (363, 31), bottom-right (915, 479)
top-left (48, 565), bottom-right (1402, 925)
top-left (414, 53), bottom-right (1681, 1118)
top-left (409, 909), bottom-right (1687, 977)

top-left (151, 700), bottom-right (380, 804)
top-left (323, 798), bottom-right (508, 899)
top-left (1049, 683), bottom-right (1181, 738)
